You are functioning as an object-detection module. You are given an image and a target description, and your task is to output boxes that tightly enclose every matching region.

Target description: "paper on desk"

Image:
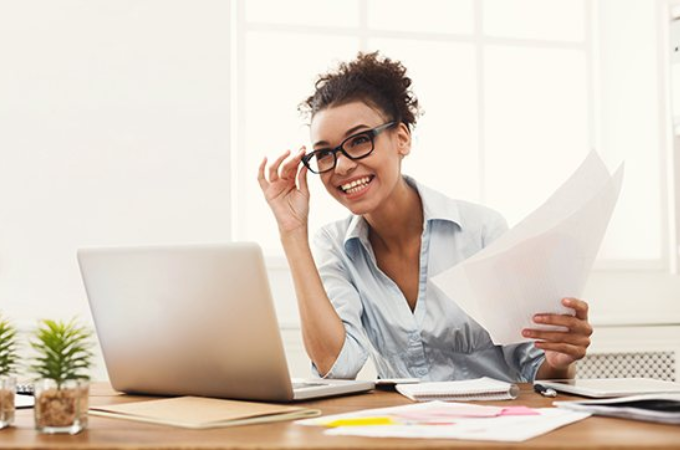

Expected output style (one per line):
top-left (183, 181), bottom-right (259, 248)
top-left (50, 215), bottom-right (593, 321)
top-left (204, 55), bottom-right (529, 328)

top-left (298, 401), bottom-right (533, 427)
top-left (324, 408), bottom-right (589, 442)
top-left (298, 401), bottom-right (590, 442)
top-left (432, 151), bottom-right (624, 345)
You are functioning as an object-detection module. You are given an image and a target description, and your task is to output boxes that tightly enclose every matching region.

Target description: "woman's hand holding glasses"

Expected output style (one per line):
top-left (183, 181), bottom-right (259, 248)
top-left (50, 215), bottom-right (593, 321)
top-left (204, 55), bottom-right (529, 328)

top-left (258, 147), bottom-right (310, 236)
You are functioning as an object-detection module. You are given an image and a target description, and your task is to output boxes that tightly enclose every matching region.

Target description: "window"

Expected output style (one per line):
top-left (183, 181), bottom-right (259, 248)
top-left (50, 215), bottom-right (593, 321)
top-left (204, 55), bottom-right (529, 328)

top-left (234, 0), bottom-right (667, 274)
top-left (234, 1), bottom-right (598, 255)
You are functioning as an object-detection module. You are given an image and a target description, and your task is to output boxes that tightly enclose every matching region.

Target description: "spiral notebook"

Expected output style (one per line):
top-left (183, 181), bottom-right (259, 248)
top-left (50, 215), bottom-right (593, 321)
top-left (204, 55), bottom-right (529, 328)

top-left (396, 377), bottom-right (520, 402)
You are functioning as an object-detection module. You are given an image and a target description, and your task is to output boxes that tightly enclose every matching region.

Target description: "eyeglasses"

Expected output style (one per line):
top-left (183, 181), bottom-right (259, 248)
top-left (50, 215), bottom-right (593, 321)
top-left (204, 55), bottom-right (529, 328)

top-left (302, 121), bottom-right (397, 174)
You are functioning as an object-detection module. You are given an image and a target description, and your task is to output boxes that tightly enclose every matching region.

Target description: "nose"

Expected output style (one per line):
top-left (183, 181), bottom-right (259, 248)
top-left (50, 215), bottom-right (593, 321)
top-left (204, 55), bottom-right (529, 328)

top-left (333, 152), bottom-right (356, 175)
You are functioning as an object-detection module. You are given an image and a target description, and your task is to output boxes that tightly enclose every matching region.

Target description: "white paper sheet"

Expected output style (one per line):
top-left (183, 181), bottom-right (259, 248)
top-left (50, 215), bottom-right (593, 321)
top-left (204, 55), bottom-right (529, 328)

top-left (298, 401), bottom-right (590, 442)
top-left (323, 409), bottom-right (589, 441)
top-left (431, 151), bottom-right (623, 345)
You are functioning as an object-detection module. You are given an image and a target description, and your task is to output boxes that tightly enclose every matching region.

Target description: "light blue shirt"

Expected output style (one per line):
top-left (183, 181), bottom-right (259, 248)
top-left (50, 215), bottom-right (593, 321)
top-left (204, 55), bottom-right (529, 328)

top-left (311, 176), bottom-right (545, 382)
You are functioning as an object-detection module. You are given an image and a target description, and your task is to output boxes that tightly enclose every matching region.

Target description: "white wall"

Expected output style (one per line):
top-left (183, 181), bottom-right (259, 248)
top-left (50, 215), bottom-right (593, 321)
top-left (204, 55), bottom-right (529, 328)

top-left (0, 1), bottom-right (232, 330)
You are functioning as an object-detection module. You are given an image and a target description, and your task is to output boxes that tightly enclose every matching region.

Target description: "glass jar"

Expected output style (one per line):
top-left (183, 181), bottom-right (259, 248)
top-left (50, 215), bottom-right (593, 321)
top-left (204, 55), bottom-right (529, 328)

top-left (34, 379), bottom-right (89, 434)
top-left (0, 376), bottom-right (16, 429)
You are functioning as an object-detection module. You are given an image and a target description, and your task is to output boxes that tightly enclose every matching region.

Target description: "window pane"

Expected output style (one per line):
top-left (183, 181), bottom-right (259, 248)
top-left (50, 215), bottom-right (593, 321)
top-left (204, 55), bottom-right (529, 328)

top-left (483, 0), bottom-right (585, 42)
top-left (246, 0), bottom-right (359, 27)
top-left (368, 0), bottom-right (474, 34)
top-left (484, 46), bottom-right (590, 226)
top-left (240, 32), bottom-right (359, 253)
top-left (368, 39), bottom-right (480, 202)
top-left (595, 0), bottom-right (663, 261)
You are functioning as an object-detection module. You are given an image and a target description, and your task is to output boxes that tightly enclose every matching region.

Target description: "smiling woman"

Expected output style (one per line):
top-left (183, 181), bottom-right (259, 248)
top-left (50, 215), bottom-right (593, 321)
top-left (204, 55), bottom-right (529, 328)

top-left (257, 51), bottom-right (593, 383)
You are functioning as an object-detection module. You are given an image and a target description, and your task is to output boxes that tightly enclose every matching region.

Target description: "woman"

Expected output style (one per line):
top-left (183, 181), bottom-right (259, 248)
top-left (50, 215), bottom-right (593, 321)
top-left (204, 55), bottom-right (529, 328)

top-left (258, 52), bottom-right (592, 382)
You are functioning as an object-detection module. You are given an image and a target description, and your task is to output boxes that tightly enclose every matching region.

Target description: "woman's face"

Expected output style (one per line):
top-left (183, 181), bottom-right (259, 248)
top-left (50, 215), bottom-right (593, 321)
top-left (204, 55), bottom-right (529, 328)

top-left (309, 101), bottom-right (411, 216)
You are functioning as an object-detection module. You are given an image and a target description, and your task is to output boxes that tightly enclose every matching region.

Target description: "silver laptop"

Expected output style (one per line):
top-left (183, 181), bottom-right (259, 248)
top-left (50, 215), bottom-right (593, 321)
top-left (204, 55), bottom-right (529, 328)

top-left (77, 242), bottom-right (374, 402)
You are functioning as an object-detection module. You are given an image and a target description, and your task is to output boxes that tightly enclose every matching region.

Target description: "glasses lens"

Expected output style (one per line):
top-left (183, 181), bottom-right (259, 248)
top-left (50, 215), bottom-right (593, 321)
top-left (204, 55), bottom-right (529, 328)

top-left (342, 132), bottom-right (374, 158)
top-left (308, 150), bottom-right (335, 173)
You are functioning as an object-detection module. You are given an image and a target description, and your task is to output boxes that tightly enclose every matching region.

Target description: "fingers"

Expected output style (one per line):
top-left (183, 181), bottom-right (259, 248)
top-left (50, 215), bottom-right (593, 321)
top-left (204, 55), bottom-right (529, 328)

top-left (524, 299), bottom-right (593, 363)
top-left (563, 297), bottom-right (589, 320)
top-left (530, 297), bottom-right (592, 336)
top-left (280, 147), bottom-right (306, 180)
top-left (257, 157), bottom-right (268, 190)
top-left (525, 317), bottom-right (593, 344)
top-left (533, 341), bottom-right (587, 361)
top-left (298, 163), bottom-right (309, 195)
top-left (532, 314), bottom-right (593, 336)
top-left (523, 327), bottom-right (591, 347)
top-left (261, 148), bottom-right (307, 185)
top-left (268, 149), bottom-right (291, 182)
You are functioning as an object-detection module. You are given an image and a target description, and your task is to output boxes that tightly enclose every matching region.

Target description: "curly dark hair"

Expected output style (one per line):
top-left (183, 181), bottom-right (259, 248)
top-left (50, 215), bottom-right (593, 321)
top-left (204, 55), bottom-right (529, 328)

top-left (300, 51), bottom-right (421, 130)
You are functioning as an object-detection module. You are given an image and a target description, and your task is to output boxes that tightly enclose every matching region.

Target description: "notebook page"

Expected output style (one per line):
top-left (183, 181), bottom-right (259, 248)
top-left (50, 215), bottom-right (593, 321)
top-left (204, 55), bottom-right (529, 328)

top-left (396, 377), bottom-right (519, 402)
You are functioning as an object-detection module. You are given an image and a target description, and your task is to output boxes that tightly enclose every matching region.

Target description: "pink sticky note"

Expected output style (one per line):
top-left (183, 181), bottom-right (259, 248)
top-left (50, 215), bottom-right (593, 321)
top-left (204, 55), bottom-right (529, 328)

top-left (500, 406), bottom-right (540, 416)
top-left (395, 405), bottom-right (502, 421)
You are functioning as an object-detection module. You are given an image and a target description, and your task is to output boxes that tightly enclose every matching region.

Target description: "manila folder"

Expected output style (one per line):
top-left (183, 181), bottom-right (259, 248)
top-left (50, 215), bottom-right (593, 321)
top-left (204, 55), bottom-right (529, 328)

top-left (90, 396), bottom-right (320, 429)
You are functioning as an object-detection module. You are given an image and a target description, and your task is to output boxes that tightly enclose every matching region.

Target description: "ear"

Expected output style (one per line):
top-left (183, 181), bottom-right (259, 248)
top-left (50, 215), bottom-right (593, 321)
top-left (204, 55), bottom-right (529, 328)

top-left (395, 123), bottom-right (411, 157)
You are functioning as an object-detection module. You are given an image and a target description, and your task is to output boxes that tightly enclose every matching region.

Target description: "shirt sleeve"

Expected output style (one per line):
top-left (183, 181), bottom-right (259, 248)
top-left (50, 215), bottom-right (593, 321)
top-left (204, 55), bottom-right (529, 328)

top-left (482, 207), bottom-right (547, 382)
top-left (309, 228), bottom-right (370, 379)
top-left (501, 343), bottom-right (546, 382)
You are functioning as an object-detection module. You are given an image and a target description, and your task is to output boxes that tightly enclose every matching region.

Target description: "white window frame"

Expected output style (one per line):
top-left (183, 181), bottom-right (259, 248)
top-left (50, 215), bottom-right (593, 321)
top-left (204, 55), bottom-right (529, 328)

top-left (230, 0), bottom-right (680, 326)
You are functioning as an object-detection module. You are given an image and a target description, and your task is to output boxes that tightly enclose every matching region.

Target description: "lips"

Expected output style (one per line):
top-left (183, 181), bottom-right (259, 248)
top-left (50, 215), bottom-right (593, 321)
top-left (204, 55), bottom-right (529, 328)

top-left (339, 175), bottom-right (373, 194)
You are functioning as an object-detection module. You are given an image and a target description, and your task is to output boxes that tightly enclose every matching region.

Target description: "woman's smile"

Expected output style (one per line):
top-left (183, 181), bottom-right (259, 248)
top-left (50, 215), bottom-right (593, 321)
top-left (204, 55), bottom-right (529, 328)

top-left (338, 175), bottom-right (375, 198)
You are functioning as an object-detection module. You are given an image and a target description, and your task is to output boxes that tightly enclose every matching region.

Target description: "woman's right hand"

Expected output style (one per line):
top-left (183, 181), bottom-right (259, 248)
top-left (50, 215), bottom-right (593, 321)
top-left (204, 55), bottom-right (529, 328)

top-left (257, 147), bottom-right (310, 235)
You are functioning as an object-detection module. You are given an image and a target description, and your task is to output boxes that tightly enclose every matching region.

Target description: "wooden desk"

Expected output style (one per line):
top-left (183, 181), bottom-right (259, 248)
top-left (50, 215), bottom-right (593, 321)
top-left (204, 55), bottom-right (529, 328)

top-left (2, 383), bottom-right (679, 449)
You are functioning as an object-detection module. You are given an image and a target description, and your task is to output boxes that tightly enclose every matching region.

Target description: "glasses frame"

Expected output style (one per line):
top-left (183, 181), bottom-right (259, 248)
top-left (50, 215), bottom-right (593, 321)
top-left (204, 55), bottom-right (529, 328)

top-left (302, 121), bottom-right (397, 174)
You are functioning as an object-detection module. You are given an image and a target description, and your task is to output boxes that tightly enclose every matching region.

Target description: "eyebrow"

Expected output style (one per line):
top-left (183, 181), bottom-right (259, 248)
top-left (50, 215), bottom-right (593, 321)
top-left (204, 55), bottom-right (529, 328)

top-left (313, 124), bottom-right (371, 148)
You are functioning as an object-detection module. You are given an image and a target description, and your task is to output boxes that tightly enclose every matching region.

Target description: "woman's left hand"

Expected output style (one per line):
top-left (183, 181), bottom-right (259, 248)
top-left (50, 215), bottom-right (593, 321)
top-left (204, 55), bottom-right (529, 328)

top-left (523, 297), bottom-right (593, 371)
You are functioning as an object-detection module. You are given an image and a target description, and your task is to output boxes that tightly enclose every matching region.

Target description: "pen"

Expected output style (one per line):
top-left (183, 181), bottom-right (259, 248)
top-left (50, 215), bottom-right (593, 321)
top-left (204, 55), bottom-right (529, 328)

top-left (533, 383), bottom-right (557, 398)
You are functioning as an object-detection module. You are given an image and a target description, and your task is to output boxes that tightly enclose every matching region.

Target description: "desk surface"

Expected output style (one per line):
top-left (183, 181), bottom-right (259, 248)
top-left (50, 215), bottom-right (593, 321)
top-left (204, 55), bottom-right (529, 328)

top-left (2, 383), bottom-right (680, 449)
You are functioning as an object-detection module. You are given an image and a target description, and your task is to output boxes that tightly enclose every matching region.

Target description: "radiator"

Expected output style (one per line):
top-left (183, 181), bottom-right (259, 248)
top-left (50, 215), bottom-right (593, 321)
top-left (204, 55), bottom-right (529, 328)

top-left (576, 351), bottom-right (676, 381)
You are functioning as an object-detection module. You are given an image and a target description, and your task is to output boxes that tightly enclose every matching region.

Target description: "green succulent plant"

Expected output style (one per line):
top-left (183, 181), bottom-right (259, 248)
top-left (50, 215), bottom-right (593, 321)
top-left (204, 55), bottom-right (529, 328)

top-left (30, 319), bottom-right (93, 387)
top-left (0, 314), bottom-right (18, 377)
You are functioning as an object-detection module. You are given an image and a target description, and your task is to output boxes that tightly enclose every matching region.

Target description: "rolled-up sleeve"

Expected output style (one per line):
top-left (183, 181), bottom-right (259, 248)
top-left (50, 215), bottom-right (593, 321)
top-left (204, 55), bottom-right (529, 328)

top-left (501, 342), bottom-right (546, 382)
top-left (310, 228), bottom-right (369, 379)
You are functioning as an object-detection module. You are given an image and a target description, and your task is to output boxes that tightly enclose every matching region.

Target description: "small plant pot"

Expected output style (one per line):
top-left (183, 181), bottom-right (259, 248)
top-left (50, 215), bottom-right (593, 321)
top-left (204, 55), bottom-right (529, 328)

top-left (34, 379), bottom-right (89, 434)
top-left (0, 376), bottom-right (16, 429)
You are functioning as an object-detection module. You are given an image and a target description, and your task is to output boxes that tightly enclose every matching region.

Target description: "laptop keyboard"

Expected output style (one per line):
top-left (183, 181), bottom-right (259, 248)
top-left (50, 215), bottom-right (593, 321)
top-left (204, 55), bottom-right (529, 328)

top-left (292, 382), bottom-right (328, 390)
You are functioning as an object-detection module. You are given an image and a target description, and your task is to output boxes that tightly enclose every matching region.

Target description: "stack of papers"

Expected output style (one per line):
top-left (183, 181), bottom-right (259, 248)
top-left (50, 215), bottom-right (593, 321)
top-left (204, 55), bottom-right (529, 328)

top-left (395, 377), bottom-right (519, 402)
top-left (298, 401), bottom-right (590, 442)
top-left (555, 394), bottom-right (680, 424)
top-left (89, 396), bottom-right (320, 429)
top-left (432, 151), bottom-right (624, 345)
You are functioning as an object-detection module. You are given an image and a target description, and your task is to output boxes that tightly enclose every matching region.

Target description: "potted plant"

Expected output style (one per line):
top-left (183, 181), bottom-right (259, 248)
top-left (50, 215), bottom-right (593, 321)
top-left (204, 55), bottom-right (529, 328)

top-left (30, 319), bottom-right (93, 434)
top-left (0, 313), bottom-right (18, 429)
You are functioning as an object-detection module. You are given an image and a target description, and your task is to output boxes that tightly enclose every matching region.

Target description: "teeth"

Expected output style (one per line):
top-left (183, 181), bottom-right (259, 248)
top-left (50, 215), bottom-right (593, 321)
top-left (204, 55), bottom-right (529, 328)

top-left (341, 176), bottom-right (371, 193)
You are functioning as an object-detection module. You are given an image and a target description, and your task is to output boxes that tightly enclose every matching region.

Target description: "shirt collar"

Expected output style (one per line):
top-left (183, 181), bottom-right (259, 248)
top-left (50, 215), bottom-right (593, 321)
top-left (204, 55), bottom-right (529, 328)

top-left (407, 175), bottom-right (462, 227)
top-left (342, 176), bottom-right (463, 253)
